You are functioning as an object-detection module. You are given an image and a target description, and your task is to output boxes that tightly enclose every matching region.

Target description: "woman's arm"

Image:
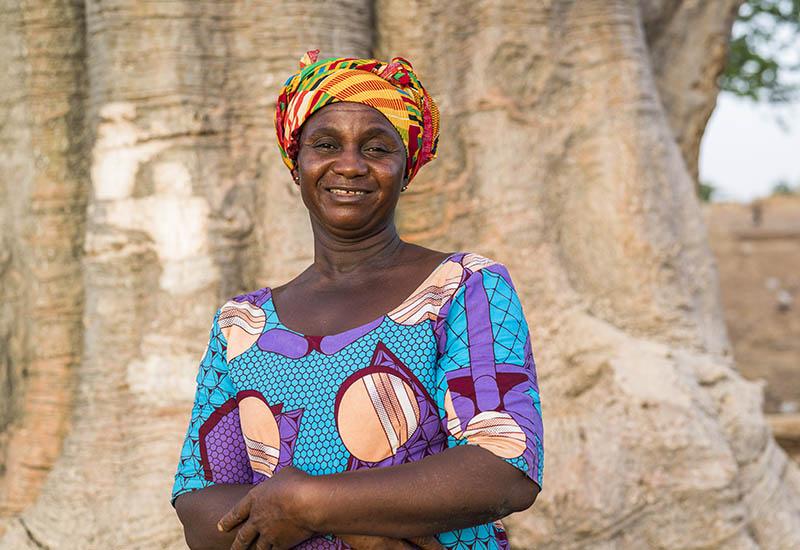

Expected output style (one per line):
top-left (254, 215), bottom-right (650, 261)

top-left (176, 483), bottom-right (443, 550)
top-left (175, 484), bottom-right (252, 550)
top-left (305, 444), bottom-right (538, 536)
top-left (219, 444), bottom-right (538, 549)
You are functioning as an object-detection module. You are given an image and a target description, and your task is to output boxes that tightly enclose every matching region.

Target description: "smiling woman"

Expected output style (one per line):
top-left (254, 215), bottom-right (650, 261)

top-left (293, 103), bottom-right (407, 238)
top-left (171, 51), bottom-right (544, 550)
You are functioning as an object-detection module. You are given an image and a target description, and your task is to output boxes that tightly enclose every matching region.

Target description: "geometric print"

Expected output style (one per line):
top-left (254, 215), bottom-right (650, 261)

top-left (362, 371), bottom-right (420, 452)
top-left (171, 253), bottom-right (543, 549)
top-left (236, 392), bottom-right (304, 480)
top-left (218, 300), bottom-right (265, 335)
top-left (388, 260), bottom-right (464, 325)
top-left (343, 369), bottom-right (421, 457)
top-left (452, 410), bottom-right (527, 459)
top-left (336, 343), bottom-right (447, 472)
top-left (199, 399), bottom-right (251, 483)
top-left (172, 309), bottom-right (238, 499)
top-left (244, 432), bottom-right (280, 476)
top-left (218, 300), bottom-right (266, 361)
top-left (275, 51), bottom-right (440, 184)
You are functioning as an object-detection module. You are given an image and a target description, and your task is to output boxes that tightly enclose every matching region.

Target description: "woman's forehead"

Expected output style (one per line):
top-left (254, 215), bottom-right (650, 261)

top-left (301, 103), bottom-right (403, 140)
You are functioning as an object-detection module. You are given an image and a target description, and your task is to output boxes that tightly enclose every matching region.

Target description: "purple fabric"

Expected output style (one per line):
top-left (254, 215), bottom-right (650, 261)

top-left (463, 271), bottom-right (501, 412)
top-left (294, 537), bottom-right (351, 549)
top-left (204, 408), bottom-right (252, 484)
top-left (319, 316), bottom-right (385, 355)
top-left (233, 286), bottom-right (272, 307)
top-left (258, 328), bottom-right (310, 358)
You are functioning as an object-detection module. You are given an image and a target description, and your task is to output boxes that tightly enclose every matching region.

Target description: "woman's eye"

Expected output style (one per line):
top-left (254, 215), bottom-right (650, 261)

top-left (365, 145), bottom-right (390, 153)
top-left (313, 141), bottom-right (336, 150)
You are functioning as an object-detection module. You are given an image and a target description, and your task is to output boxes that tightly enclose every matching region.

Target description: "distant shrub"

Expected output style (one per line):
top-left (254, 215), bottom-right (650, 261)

top-left (771, 181), bottom-right (798, 195)
top-left (699, 181), bottom-right (717, 202)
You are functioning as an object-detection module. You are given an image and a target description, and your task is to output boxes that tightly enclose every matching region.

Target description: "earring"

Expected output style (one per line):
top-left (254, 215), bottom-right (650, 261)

top-left (293, 175), bottom-right (299, 184)
top-left (401, 183), bottom-right (408, 193)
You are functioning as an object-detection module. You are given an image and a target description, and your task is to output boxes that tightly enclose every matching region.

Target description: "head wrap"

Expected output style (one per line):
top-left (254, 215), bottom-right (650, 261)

top-left (275, 50), bottom-right (440, 183)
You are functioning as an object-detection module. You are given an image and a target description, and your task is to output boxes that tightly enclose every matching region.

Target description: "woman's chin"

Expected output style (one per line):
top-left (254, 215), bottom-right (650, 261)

top-left (326, 217), bottom-right (378, 234)
top-left (314, 202), bottom-right (389, 232)
top-left (315, 210), bottom-right (387, 236)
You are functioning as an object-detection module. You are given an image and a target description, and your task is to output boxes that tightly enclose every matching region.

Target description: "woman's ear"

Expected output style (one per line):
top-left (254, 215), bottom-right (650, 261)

top-left (291, 169), bottom-right (300, 185)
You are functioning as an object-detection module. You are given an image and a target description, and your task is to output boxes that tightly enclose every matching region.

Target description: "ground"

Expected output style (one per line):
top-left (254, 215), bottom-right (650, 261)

top-left (706, 195), bottom-right (800, 459)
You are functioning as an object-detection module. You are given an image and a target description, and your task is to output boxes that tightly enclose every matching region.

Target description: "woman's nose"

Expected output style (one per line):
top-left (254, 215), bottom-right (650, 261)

top-left (332, 146), bottom-right (368, 178)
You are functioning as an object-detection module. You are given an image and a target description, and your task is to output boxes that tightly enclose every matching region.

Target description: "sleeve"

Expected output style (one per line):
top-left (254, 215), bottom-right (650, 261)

top-left (435, 262), bottom-right (544, 490)
top-left (171, 307), bottom-right (253, 506)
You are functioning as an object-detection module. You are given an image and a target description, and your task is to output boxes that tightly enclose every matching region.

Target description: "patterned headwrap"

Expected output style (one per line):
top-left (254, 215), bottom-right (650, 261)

top-left (275, 50), bottom-right (440, 183)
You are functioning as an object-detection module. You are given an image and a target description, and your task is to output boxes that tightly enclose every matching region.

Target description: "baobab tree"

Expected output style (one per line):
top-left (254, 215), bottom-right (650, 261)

top-left (1, 1), bottom-right (798, 548)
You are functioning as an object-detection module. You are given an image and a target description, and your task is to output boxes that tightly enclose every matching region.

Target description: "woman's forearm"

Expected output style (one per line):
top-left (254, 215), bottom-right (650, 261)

top-left (181, 446), bottom-right (539, 547)
top-left (175, 484), bottom-right (253, 550)
top-left (300, 445), bottom-right (539, 539)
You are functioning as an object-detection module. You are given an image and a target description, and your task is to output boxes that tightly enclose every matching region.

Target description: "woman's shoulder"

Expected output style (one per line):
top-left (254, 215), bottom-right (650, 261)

top-left (447, 251), bottom-right (500, 271)
top-left (441, 252), bottom-right (521, 300)
top-left (415, 251), bottom-right (514, 306)
top-left (211, 287), bottom-right (273, 340)
top-left (441, 251), bottom-right (514, 280)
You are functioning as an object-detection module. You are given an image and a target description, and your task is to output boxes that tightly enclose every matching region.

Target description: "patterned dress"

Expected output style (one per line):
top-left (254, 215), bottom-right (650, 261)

top-left (171, 253), bottom-right (544, 550)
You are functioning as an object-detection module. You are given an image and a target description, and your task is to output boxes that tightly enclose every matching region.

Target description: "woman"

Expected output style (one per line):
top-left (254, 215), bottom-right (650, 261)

top-left (172, 51), bottom-right (544, 550)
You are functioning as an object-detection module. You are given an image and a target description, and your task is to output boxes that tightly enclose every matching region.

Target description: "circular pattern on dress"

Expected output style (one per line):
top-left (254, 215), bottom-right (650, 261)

top-left (444, 390), bottom-right (526, 459)
top-left (463, 411), bottom-right (526, 459)
top-left (336, 371), bottom-right (421, 462)
top-left (238, 395), bottom-right (281, 477)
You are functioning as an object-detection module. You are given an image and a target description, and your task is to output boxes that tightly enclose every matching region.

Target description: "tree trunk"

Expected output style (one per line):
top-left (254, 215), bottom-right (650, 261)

top-left (643, 0), bottom-right (742, 185)
top-left (2, 1), bottom-right (798, 548)
top-left (0, 0), bottom-right (87, 522)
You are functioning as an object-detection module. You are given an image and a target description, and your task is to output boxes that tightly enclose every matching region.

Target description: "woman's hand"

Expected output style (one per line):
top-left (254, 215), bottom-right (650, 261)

top-left (217, 466), bottom-right (316, 550)
top-left (339, 534), bottom-right (444, 550)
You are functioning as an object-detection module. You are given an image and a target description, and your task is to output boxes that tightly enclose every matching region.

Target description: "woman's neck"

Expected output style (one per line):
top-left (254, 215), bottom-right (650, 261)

top-left (310, 222), bottom-right (406, 277)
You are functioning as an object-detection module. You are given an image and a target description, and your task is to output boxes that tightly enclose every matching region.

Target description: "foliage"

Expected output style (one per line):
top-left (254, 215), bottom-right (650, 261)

top-left (771, 180), bottom-right (799, 194)
top-left (720, 0), bottom-right (800, 102)
top-left (698, 181), bottom-right (717, 202)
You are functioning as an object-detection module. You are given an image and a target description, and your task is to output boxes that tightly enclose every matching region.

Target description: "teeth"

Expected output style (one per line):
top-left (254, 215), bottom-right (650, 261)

top-left (330, 188), bottom-right (366, 195)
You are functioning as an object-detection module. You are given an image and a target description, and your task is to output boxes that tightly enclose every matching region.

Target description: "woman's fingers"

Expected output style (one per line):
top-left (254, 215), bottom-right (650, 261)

top-left (218, 494), bottom-right (252, 532)
top-left (229, 520), bottom-right (258, 550)
top-left (407, 535), bottom-right (445, 550)
top-left (254, 535), bottom-right (272, 550)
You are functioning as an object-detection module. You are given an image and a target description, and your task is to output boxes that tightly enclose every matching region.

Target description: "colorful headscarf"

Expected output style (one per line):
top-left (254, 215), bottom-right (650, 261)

top-left (275, 50), bottom-right (440, 183)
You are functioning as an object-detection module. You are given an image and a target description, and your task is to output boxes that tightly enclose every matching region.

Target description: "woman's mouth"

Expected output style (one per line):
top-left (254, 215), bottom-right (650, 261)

top-left (325, 186), bottom-right (373, 198)
top-left (329, 188), bottom-right (368, 196)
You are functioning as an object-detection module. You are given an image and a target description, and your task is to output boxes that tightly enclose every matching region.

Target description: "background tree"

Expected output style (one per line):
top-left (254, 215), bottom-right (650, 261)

top-left (699, 181), bottom-right (719, 202)
top-left (721, 0), bottom-right (800, 102)
top-left (2, 1), bottom-right (799, 548)
top-left (771, 179), bottom-right (800, 194)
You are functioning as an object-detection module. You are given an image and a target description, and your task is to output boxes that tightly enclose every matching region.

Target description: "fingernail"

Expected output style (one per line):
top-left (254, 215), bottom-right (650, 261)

top-left (217, 522), bottom-right (223, 532)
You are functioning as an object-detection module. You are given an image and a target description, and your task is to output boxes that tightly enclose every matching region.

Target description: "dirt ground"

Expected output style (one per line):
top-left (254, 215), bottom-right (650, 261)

top-left (707, 195), bottom-right (800, 413)
top-left (706, 195), bottom-right (800, 459)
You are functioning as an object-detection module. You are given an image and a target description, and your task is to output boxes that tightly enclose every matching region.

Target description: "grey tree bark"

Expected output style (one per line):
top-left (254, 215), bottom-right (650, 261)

top-left (2, 1), bottom-right (798, 548)
top-left (0, 0), bottom-right (87, 521)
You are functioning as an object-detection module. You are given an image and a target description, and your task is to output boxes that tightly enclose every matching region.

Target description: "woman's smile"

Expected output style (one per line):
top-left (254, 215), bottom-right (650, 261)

top-left (328, 188), bottom-right (368, 196)
top-left (294, 102), bottom-right (407, 235)
top-left (324, 185), bottom-right (373, 198)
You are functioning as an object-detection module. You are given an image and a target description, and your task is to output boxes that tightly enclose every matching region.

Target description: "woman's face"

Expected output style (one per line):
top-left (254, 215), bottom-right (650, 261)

top-left (294, 102), bottom-right (407, 237)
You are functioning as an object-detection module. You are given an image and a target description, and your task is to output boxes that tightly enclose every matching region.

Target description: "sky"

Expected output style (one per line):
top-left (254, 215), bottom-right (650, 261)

top-left (699, 13), bottom-right (799, 203)
top-left (700, 94), bottom-right (800, 202)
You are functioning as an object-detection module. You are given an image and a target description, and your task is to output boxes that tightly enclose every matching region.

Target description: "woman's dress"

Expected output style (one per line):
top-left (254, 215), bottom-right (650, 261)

top-left (171, 253), bottom-right (544, 550)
